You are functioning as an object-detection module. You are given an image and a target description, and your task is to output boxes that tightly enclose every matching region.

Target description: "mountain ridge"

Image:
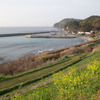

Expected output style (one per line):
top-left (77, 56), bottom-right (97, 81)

top-left (53, 18), bottom-right (81, 28)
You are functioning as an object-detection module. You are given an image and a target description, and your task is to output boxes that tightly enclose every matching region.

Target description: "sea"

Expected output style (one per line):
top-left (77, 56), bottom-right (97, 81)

top-left (0, 27), bottom-right (85, 63)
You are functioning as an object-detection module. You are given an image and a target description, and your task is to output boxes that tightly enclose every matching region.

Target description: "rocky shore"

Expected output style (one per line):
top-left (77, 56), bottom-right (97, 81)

top-left (78, 36), bottom-right (94, 42)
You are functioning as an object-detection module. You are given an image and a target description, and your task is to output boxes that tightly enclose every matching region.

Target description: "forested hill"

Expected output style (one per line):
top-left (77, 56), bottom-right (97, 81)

top-left (54, 16), bottom-right (100, 32)
top-left (79, 16), bottom-right (100, 31)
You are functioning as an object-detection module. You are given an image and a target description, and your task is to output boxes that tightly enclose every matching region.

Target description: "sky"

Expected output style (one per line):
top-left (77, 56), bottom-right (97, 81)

top-left (0, 0), bottom-right (100, 27)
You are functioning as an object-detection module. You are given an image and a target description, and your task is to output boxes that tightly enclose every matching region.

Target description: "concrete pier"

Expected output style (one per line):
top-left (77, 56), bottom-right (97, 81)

top-left (25, 35), bottom-right (76, 38)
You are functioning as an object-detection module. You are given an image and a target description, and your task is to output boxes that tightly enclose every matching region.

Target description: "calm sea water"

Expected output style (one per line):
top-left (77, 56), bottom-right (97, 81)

top-left (0, 27), bottom-right (85, 62)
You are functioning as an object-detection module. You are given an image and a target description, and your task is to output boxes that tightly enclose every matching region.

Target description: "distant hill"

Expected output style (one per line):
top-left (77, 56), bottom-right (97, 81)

top-left (53, 18), bottom-right (81, 28)
top-left (54, 16), bottom-right (100, 32)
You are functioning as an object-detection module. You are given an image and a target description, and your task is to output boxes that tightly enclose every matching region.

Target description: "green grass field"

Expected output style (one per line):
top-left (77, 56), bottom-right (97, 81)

top-left (0, 50), bottom-right (100, 100)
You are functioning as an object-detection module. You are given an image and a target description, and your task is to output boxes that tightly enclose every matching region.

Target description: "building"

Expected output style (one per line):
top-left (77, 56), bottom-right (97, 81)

top-left (78, 31), bottom-right (85, 35)
top-left (85, 32), bottom-right (91, 35)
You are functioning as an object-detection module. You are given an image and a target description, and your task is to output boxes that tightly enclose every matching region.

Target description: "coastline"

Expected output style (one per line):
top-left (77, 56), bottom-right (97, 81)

top-left (78, 36), bottom-right (94, 42)
top-left (0, 37), bottom-right (99, 75)
top-left (0, 36), bottom-right (95, 64)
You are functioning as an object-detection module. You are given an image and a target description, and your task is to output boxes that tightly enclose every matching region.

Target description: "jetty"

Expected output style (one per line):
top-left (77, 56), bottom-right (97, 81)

top-left (0, 31), bottom-right (58, 37)
top-left (25, 35), bottom-right (76, 38)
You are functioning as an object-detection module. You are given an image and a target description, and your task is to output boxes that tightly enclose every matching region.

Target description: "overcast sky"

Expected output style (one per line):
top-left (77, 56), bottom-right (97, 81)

top-left (0, 0), bottom-right (100, 27)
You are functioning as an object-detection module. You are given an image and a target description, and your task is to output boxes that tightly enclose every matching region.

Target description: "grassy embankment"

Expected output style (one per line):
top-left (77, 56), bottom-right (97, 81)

top-left (11, 51), bottom-right (100, 100)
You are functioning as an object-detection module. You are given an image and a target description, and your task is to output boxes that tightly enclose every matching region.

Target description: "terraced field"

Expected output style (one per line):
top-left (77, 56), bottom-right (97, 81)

top-left (0, 53), bottom-right (88, 95)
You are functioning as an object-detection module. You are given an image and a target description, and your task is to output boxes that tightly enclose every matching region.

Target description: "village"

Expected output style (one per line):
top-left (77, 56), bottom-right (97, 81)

top-left (26, 29), bottom-right (96, 39)
top-left (51, 27), bottom-right (96, 37)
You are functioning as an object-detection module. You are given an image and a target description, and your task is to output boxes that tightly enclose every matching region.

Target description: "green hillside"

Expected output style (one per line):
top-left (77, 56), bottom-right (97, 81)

top-left (64, 20), bottom-right (80, 30)
top-left (79, 16), bottom-right (100, 31)
top-left (64, 16), bottom-right (100, 32)
top-left (10, 51), bottom-right (100, 100)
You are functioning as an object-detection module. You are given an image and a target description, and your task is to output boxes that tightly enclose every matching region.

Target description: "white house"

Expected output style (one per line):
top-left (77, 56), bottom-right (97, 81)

top-left (85, 32), bottom-right (91, 35)
top-left (78, 31), bottom-right (85, 35)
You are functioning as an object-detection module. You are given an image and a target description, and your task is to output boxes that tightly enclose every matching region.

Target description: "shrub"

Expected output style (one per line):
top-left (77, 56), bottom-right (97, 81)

top-left (0, 53), bottom-right (60, 75)
top-left (60, 44), bottom-right (89, 56)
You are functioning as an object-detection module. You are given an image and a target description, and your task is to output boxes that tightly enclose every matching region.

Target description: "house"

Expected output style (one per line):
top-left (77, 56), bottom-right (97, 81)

top-left (85, 31), bottom-right (95, 35)
top-left (78, 31), bottom-right (85, 35)
top-left (85, 32), bottom-right (91, 35)
top-left (90, 31), bottom-right (95, 34)
top-left (62, 28), bottom-right (65, 31)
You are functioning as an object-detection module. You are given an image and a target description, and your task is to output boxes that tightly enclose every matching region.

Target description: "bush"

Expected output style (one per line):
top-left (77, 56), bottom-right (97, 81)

top-left (60, 44), bottom-right (89, 56)
top-left (0, 53), bottom-right (60, 75)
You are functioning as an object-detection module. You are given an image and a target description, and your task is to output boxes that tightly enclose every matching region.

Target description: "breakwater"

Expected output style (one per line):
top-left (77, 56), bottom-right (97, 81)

top-left (0, 31), bottom-right (57, 37)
